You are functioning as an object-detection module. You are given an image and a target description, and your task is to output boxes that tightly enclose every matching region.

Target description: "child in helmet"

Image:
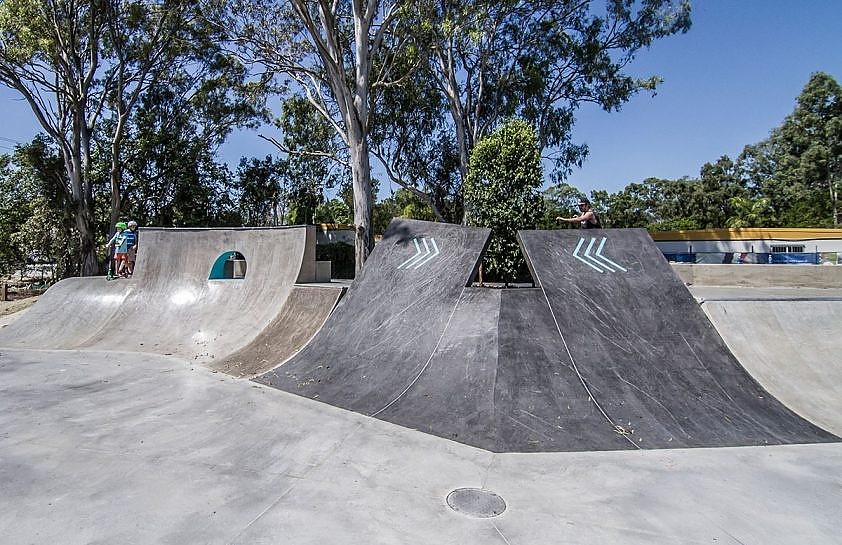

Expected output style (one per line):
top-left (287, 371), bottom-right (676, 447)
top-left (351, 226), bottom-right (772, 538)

top-left (124, 221), bottom-right (138, 276)
top-left (105, 222), bottom-right (128, 277)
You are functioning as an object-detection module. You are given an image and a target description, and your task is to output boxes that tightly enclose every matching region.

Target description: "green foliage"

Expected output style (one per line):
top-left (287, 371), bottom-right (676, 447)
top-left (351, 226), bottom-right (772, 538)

top-left (726, 197), bottom-right (774, 228)
top-left (426, 0), bottom-right (691, 191)
top-left (369, 49), bottom-right (460, 222)
top-left (372, 189), bottom-right (437, 235)
top-left (315, 199), bottom-right (352, 225)
top-left (465, 119), bottom-right (544, 283)
top-left (600, 181), bottom-right (658, 228)
top-left (691, 157), bottom-right (749, 228)
top-left (117, 82), bottom-right (239, 227)
top-left (0, 138), bottom-right (78, 279)
top-left (272, 96), bottom-right (350, 225)
top-left (540, 183), bottom-right (583, 229)
top-left (749, 72), bottom-right (842, 226)
top-left (0, 154), bottom-right (24, 273)
top-left (372, 198), bottom-right (401, 236)
top-left (236, 155), bottom-right (289, 226)
top-left (598, 72), bottom-right (840, 234)
top-left (315, 242), bottom-right (354, 279)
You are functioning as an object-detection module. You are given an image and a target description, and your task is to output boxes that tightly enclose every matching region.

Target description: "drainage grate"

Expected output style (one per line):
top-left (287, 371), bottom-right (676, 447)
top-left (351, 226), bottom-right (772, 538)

top-left (446, 488), bottom-right (506, 518)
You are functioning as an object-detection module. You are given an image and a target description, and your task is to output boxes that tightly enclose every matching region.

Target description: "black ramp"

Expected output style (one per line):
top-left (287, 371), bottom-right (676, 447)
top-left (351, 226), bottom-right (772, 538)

top-left (377, 287), bottom-right (629, 452)
top-left (257, 219), bottom-right (491, 414)
top-left (518, 228), bottom-right (838, 449)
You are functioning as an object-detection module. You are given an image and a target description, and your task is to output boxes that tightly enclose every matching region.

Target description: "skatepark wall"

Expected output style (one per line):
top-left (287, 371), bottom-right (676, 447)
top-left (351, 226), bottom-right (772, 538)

top-left (672, 263), bottom-right (842, 287)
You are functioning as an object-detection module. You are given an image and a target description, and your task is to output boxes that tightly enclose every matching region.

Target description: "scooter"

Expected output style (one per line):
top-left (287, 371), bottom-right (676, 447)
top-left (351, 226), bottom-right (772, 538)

top-left (106, 246), bottom-right (116, 281)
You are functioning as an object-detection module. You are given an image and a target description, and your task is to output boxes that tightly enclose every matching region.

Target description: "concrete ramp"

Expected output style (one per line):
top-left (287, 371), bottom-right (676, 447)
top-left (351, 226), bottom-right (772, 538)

top-left (260, 221), bottom-right (836, 452)
top-left (702, 299), bottom-right (842, 437)
top-left (0, 277), bottom-right (132, 348)
top-left (209, 284), bottom-right (345, 377)
top-left (0, 226), bottom-right (332, 364)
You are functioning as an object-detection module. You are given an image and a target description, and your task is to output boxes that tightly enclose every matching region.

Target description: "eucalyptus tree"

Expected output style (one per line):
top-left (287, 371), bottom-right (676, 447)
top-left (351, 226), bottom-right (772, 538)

top-left (368, 52), bottom-right (459, 222)
top-left (0, 0), bottom-right (255, 274)
top-left (0, 0), bottom-right (111, 274)
top-left (100, 0), bottom-right (254, 230)
top-left (272, 96), bottom-right (350, 225)
top-left (426, 0), bottom-right (692, 191)
top-left (736, 73), bottom-right (841, 227)
top-left (227, 0), bottom-right (420, 271)
top-left (771, 72), bottom-right (841, 226)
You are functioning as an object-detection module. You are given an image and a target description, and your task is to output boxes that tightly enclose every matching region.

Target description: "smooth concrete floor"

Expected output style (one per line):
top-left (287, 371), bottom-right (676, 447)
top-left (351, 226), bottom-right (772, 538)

top-left (1, 348), bottom-right (840, 545)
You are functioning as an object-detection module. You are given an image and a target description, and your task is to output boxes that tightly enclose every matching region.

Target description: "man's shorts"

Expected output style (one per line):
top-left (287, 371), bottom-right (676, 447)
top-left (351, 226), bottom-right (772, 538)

top-left (115, 252), bottom-right (128, 259)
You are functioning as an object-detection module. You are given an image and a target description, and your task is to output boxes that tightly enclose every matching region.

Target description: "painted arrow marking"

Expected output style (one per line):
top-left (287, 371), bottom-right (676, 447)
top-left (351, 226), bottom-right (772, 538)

top-left (572, 238), bottom-right (604, 272)
top-left (397, 237), bottom-right (440, 269)
top-left (571, 237), bottom-right (627, 273)
top-left (594, 237), bottom-right (627, 272)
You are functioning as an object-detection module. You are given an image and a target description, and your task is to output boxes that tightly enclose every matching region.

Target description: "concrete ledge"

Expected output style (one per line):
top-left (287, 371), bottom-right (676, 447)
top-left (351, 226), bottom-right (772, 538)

top-left (315, 260), bottom-right (332, 282)
top-left (672, 263), bottom-right (842, 288)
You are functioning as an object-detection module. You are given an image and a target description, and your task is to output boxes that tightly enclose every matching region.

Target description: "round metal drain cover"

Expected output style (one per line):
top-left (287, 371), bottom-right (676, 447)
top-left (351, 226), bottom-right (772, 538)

top-left (446, 488), bottom-right (506, 518)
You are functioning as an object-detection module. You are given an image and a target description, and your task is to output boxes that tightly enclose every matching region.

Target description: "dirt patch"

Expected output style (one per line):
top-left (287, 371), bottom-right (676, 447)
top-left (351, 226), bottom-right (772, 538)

top-left (0, 296), bottom-right (39, 317)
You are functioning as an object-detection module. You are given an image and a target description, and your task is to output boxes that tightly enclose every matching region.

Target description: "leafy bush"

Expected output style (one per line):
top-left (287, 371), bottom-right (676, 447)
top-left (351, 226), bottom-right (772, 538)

top-left (464, 119), bottom-right (544, 284)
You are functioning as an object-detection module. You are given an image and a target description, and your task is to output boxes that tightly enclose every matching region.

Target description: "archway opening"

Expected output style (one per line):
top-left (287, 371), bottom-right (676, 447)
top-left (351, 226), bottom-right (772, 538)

top-left (209, 251), bottom-right (247, 280)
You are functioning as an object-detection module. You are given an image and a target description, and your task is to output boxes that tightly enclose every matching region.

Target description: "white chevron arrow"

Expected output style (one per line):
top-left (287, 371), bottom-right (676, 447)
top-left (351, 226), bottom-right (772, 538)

top-left (397, 237), bottom-right (440, 269)
top-left (594, 237), bottom-right (627, 272)
top-left (413, 238), bottom-right (440, 268)
top-left (571, 237), bottom-right (626, 273)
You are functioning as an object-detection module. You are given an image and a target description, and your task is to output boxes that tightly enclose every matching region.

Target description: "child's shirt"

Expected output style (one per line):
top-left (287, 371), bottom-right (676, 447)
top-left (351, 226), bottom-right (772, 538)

top-left (108, 230), bottom-right (127, 252)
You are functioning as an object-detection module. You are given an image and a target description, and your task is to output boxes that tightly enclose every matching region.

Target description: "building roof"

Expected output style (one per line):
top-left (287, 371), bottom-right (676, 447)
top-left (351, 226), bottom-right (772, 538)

top-left (650, 228), bottom-right (842, 242)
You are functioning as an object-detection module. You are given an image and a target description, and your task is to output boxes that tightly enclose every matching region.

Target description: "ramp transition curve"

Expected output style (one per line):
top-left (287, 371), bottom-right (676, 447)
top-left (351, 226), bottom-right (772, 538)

top-left (0, 226), bottom-right (340, 365)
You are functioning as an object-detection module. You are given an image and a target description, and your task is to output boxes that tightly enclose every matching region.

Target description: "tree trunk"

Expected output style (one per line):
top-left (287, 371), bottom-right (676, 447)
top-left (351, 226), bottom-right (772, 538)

top-left (349, 135), bottom-right (373, 274)
top-left (75, 200), bottom-right (99, 276)
top-left (110, 143), bottom-right (122, 230)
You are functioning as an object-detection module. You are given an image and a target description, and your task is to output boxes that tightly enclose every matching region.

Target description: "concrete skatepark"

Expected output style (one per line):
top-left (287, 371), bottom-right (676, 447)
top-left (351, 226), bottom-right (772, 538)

top-left (1, 219), bottom-right (841, 544)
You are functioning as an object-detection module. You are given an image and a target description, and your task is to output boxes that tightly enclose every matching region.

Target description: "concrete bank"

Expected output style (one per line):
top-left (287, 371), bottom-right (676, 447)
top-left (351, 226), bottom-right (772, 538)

top-left (672, 263), bottom-right (842, 287)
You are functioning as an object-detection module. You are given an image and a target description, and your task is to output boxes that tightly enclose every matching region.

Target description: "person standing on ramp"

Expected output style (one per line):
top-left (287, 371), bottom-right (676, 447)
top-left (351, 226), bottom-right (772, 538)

top-left (105, 222), bottom-right (128, 279)
top-left (125, 221), bottom-right (139, 276)
top-left (556, 198), bottom-right (602, 229)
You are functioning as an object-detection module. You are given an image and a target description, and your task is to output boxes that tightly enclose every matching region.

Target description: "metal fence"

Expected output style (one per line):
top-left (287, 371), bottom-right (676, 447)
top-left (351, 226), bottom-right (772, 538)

top-left (662, 252), bottom-right (840, 265)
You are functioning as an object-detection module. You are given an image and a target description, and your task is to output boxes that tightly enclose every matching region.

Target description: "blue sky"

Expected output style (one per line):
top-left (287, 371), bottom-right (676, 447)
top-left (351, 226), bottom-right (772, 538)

top-left (568, 0), bottom-right (842, 195)
top-left (1, 1), bottom-right (841, 199)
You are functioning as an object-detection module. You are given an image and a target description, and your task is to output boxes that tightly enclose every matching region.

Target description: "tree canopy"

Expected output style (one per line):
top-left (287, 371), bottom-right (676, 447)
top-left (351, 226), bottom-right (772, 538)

top-left (3, 1), bottom-right (839, 284)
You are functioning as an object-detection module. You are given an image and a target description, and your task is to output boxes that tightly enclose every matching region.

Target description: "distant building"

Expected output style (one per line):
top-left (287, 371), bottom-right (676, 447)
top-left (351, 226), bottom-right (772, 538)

top-left (315, 224), bottom-right (355, 245)
top-left (651, 228), bottom-right (842, 265)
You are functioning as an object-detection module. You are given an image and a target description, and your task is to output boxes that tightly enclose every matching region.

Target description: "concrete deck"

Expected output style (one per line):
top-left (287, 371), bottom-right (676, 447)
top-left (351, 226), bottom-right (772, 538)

top-left (1, 348), bottom-right (840, 545)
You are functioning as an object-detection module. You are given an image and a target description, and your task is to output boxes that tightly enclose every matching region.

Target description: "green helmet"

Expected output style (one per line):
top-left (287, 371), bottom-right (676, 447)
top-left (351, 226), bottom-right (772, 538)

top-left (115, 222), bottom-right (128, 230)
